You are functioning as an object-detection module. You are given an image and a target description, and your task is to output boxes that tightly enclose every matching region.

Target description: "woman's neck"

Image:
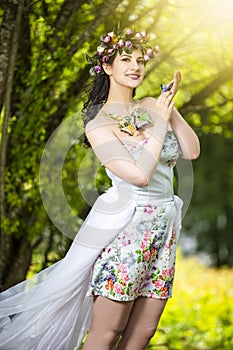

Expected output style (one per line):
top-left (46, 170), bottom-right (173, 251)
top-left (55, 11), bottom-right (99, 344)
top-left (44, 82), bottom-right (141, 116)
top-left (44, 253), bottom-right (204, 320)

top-left (106, 86), bottom-right (134, 104)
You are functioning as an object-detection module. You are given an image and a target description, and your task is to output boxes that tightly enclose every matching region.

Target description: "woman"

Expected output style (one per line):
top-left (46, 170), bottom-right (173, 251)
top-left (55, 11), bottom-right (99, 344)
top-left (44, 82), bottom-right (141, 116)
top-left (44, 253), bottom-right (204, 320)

top-left (81, 29), bottom-right (200, 350)
top-left (0, 28), bottom-right (200, 350)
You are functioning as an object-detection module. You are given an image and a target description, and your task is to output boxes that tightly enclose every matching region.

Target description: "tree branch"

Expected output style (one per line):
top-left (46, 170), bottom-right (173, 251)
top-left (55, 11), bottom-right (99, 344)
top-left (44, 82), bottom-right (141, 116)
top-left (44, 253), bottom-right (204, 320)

top-left (69, 0), bottom-right (122, 55)
top-left (54, 0), bottom-right (86, 34)
top-left (180, 61), bottom-right (233, 114)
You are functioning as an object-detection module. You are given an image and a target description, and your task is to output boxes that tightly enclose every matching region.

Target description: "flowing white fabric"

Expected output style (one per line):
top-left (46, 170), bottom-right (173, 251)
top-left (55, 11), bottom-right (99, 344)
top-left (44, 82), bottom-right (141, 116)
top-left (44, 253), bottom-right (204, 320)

top-left (0, 186), bottom-right (138, 350)
top-left (0, 130), bottom-right (183, 349)
top-left (0, 194), bottom-right (182, 350)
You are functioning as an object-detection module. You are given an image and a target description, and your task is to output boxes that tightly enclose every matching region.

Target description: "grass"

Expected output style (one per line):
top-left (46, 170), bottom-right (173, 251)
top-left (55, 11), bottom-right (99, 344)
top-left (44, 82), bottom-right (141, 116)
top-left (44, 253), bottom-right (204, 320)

top-left (148, 250), bottom-right (233, 349)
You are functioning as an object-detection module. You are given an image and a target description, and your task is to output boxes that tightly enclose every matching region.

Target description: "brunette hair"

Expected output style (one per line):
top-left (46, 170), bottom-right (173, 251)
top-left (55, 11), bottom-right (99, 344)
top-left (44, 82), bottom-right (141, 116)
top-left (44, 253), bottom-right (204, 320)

top-left (82, 73), bottom-right (110, 128)
top-left (82, 54), bottom-right (136, 146)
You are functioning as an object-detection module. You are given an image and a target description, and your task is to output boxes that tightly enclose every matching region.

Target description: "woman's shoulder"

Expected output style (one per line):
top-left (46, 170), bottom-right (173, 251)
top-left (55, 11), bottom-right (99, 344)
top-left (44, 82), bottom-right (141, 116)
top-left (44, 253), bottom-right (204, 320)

top-left (137, 96), bottom-right (157, 109)
top-left (85, 110), bottom-right (116, 134)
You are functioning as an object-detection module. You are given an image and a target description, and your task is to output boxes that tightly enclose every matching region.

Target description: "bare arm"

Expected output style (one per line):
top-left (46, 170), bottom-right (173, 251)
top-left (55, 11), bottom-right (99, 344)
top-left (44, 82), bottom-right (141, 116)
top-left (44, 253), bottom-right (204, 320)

top-left (170, 108), bottom-right (200, 159)
top-left (86, 92), bottom-right (174, 186)
top-left (168, 70), bottom-right (200, 159)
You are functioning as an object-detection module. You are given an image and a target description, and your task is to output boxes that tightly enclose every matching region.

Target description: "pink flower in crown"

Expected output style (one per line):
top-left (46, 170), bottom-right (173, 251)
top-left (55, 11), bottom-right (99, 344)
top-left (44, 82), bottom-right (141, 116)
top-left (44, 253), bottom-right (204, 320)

top-left (135, 32), bottom-right (142, 40)
top-left (108, 48), bottom-right (114, 54)
top-left (126, 28), bottom-right (133, 35)
top-left (146, 48), bottom-right (153, 56)
top-left (118, 39), bottom-right (124, 47)
top-left (94, 65), bottom-right (102, 74)
top-left (141, 31), bottom-right (147, 37)
top-left (102, 55), bottom-right (109, 63)
top-left (103, 35), bottom-right (111, 43)
top-left (113, 43), bottom-right (118, 50)
top-left (125, 40), bottom-right (133, 49)
top-left (144, 54), bottom-right (150, 62)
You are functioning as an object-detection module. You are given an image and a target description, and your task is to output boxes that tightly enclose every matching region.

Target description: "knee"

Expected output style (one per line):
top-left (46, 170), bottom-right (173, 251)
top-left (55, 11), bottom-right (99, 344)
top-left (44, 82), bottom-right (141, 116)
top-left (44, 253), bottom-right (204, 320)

top-left (144, 324), bottom-right (158, 341)
top-left (86, 324), bottom-right (125, 348)
top-left (119, 325), bottom-right (158, 350)
top-left (104, 324), bottom-right (126, 345)
top-left (137, 324), bottom-right (158, 346)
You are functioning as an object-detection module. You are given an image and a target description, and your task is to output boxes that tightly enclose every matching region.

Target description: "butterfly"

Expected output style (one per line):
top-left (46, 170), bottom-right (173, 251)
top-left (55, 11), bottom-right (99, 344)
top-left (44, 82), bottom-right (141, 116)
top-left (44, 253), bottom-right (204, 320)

top-left (160, 81), bottom-right (174, 93)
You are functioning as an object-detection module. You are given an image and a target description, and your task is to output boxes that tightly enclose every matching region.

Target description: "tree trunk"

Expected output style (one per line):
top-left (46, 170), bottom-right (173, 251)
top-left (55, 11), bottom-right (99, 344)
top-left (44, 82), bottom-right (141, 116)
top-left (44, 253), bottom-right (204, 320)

top-left (3, 236), bottom-right (33, 290)
top-left (0, 0), bottom-right (25, 290)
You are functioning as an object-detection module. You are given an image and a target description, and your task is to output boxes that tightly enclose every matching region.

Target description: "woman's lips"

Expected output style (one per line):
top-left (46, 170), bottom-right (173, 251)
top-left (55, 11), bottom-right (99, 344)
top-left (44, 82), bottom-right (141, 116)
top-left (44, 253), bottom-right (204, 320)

top-left (126, 74), bottom-right (140, 80)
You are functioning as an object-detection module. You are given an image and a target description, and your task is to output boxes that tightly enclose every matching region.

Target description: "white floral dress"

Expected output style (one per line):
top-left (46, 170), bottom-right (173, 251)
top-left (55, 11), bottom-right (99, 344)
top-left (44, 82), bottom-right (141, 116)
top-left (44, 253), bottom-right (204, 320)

top-left (87, 131), bottom-right (181, 301)
top-left (0, 131), bottom-right (183, 350)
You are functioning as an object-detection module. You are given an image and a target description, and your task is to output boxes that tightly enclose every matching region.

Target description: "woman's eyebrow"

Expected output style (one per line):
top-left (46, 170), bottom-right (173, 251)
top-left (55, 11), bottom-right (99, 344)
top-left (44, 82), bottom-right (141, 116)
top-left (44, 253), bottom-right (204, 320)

top-left (121, 53), bottom-right (132, 57)
top-left (121, 53), bottom-right (144, 59)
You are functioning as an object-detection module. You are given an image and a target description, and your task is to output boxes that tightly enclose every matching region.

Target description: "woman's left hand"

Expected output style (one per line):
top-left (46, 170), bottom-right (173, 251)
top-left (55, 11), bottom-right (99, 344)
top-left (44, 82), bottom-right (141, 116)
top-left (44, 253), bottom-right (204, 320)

top-left (169, 70), bottom-right (182, 96)
top-left (162, 70), bottom-right (182, 96)
top-left (171, 70), bottom-right (182, 95)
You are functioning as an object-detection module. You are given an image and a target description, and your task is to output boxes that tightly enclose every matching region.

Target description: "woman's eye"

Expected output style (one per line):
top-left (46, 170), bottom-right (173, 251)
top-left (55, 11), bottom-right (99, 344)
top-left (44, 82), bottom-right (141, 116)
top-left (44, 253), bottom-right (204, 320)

top-left (138, 59), bottom-right (145, 65)
top-left (121, 58), bottom-right (130, 62)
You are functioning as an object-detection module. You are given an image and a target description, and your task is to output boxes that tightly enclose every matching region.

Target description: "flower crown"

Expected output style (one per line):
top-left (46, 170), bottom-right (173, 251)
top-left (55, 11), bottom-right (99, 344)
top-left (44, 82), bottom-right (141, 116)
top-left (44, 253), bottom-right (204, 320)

top-left (87, 28), bottom-right (159, 76)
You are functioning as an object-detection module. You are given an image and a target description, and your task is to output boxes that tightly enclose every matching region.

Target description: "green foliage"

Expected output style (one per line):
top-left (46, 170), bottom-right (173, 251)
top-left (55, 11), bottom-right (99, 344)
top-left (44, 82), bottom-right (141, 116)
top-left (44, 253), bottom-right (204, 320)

top-left (149, 250), bottom-right (233, 349)
top-left (77, 251), bottom-right (233, 349)
top-left (183, 134), bottom-right (233, 266)
top-left (1, 0), bottom-right (233, 286)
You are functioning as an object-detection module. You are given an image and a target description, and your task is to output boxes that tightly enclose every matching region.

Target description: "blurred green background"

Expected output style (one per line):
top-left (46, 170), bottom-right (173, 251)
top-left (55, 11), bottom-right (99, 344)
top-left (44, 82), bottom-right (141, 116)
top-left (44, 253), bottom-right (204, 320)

top-left (0, 0), bottom-right (233, 348)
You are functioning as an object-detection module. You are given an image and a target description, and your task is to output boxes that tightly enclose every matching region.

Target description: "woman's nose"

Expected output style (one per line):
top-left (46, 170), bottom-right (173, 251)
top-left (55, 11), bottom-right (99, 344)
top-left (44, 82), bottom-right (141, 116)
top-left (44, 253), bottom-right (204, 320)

top-left (130, 59), bottom-right (140, 70)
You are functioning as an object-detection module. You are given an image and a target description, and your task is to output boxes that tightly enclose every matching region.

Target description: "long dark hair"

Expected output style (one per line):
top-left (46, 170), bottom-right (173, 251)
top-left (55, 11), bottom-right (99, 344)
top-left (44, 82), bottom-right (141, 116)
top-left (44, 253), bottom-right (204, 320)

top-left (82, 73), bottom-right (110, 128)
top-left (82, 54), bottom-right (136, 146)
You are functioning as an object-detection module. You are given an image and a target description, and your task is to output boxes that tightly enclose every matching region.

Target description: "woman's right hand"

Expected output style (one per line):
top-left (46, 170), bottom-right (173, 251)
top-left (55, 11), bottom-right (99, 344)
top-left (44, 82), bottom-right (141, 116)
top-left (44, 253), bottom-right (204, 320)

top-left (151, 70), bottom-right (182, 122)
top-left (154, 90), bottom-right (175, 122)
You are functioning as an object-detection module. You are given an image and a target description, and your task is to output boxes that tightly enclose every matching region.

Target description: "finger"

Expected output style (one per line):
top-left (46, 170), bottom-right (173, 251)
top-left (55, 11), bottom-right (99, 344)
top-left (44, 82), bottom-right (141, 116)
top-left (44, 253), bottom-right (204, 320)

top-left (168, 100), bottom-right (175, 113)
top-left (171, 70), bottom-right (182, 95)
top-left (166, 95), bottom-right (175, 108)
top-left (175, 70), bottom-right (182, 84)
top-left (160, 91), bottom-right (174, 108)
top-left (157, 90), bottom-right (171, 103)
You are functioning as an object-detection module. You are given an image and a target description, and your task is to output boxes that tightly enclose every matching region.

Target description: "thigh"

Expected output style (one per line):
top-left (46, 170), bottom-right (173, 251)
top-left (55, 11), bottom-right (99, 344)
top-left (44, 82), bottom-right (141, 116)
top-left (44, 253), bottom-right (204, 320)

top-left (89, 295), bottom-right (134, 333)
top-left (117, 297), bottom-right (167, 350)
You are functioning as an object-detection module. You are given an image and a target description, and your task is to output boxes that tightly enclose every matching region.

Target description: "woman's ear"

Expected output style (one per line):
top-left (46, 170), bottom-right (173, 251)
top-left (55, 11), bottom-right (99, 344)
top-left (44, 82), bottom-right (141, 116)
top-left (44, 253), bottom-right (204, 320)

top-left (102, 63), bottom-right (112, 76)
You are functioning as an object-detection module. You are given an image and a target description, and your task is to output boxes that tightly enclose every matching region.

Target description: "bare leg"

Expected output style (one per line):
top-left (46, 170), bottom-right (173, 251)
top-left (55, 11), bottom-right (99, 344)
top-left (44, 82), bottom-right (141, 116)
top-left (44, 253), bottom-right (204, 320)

top-left (117, 297), bottom-right (167, 350)
top-left (83, 296), bottom-right (134, 350)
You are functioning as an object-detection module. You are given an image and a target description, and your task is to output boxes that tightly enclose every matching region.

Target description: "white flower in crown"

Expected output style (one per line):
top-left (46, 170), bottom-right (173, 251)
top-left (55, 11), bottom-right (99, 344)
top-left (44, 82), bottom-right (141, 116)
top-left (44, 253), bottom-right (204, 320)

top-left (87, 28), bottom-right (160, 76)
top-left (97, 46), bottom-right (105, 55)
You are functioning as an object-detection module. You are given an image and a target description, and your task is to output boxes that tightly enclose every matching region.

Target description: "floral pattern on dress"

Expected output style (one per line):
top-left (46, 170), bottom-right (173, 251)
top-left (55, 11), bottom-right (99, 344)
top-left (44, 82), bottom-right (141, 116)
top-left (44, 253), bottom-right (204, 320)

top-left (87, 202), bottom-right (177, 301)
top-left (123, 131), bottom-right (180, 167)
top-left (87, 130), bottom-right (180, 301)
top-left (162, 131), bottom-right (181, 167)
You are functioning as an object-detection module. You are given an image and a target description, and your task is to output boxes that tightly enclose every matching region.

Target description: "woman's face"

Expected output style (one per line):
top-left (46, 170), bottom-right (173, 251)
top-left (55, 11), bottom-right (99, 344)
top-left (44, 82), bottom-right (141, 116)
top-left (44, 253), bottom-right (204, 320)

top-left (105, 49), bottom-right (146, 89)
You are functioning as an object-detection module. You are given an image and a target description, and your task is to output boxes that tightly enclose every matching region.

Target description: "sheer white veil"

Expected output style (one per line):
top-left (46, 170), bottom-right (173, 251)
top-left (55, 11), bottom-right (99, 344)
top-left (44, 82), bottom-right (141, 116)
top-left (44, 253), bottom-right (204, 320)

top-left (0, 187), bottom-right (138, 350)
